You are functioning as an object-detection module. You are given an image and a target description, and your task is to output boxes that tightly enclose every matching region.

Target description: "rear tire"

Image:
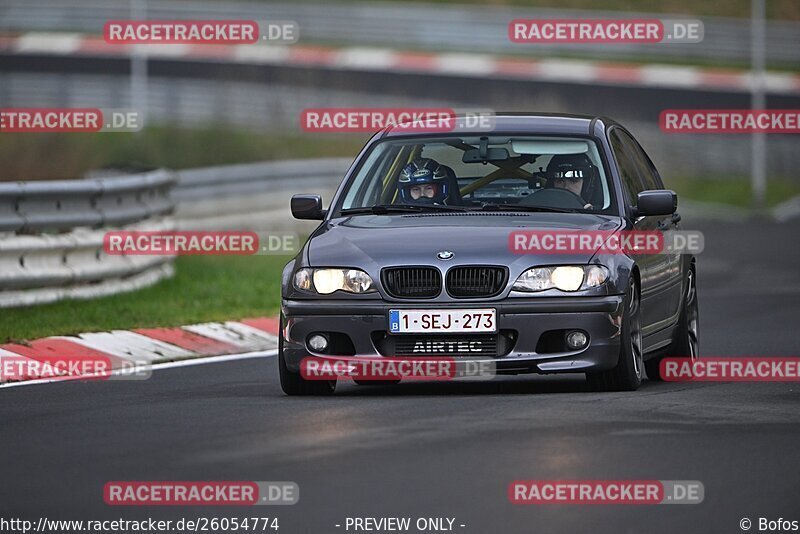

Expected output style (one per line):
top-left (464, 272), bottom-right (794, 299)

top-left (278, 314), bottom-right (336, 396)
top-left (586, 278), bottom-right (643, 392)
top-left (645, 266), bottom-right (699, 381)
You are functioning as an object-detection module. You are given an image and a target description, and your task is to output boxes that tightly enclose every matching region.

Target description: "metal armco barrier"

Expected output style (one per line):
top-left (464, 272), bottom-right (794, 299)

top-left (0, 170), bottom-right (177, 308)
top-left (0, 160), bottom-right (350, 308)
top-left (0, 169), bottom-right (174, 233)
top-left (174, 158), bottom-right (351, 201)
top-left (172, 158), bottom-right (350, 231)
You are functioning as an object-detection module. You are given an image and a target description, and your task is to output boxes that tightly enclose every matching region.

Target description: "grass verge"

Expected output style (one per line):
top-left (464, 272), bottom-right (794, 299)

top-left (667, 176), bottom-right (800, 208)
top-left (0, 254), bottom-right (288, 343)
top-left (0, 126), bottom-right (368, 182)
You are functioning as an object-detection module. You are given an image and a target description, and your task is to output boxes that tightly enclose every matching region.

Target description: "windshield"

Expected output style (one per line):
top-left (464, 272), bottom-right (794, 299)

top-left (335, 135), bottom-right (616, 215)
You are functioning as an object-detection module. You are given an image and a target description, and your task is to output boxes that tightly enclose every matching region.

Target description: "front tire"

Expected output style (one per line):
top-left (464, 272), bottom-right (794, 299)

top-left (645, 266), bottom-right (699, 381)
top-left (586, 278), bottom-right (643, 392)
top-left (278, 314), bottom-right (336, 396)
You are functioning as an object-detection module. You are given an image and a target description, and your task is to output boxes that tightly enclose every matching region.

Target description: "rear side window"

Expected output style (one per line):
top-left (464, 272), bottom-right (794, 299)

top-left (609, 129), bottom-right (644, 208)
top-left (626, 137), bottom-right (663, 191)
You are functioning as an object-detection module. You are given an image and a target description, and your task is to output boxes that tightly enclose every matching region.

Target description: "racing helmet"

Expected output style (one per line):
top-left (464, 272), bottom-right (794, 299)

top-left (545, 153), bottom-right (600, 203)
top-left (546, 154), bottom-right (594, 186)
top-left (398, 158), bottom-right (452, 204)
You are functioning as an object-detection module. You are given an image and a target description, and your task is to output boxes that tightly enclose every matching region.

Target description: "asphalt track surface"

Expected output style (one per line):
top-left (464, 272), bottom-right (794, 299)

top-left (2, 217), bottom-right (799, 534)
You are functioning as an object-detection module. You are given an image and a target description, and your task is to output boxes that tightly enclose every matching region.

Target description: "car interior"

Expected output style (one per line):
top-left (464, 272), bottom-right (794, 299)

top-left (345, 136), bottom-right (614, 213)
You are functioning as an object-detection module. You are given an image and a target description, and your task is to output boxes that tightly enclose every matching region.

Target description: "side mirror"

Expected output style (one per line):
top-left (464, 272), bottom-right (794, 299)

top-left (634, 190), bottom-right (677, 217)
top-left (291, 194), bottom-right (325, 220)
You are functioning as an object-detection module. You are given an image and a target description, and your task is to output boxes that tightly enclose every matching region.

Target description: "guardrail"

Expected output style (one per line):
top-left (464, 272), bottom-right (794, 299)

top-left (0, 160), bottom-right (350, 308)
top-left (0, 169), bottom-right (177, 308)
top-left (1, 0), bottom-right (798, 66)
top-left (174, 158), bottom-right (350, 202)
top-left (0, 170), bottom-right (174, 233)
top-left (173, 158), bottom-right (350, 231)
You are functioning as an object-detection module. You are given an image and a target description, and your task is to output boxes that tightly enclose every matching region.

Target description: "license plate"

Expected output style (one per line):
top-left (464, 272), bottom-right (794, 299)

top-left (389, 309), bottom-right (497, 334)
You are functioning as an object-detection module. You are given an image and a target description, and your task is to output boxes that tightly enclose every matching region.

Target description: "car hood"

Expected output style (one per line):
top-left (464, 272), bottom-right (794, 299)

top-left (307, 213), bottom-right (623, 270)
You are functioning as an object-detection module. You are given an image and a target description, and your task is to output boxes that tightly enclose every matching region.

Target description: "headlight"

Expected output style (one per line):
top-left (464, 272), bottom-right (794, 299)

top-left (293, 268), bottom-right (375, 294)
top-left (584, 265), bottom-right (609, 289)
top-left (294, 269), bottom-right (313, 291)
top-left (313, 269), bottom-right (345, 294)
top-left (512, 265), bottom-right (609, 293)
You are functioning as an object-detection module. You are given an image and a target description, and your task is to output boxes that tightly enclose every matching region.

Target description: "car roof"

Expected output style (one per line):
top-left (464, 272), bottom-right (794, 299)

top-left (381, 113), bottom-right (618, 138)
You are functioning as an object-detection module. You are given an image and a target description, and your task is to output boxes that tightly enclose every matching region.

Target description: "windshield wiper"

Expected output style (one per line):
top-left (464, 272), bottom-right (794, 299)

top-left (340, 204), bottom-right (466, 215)
top-left (476, 203), bottom-right (579, 214)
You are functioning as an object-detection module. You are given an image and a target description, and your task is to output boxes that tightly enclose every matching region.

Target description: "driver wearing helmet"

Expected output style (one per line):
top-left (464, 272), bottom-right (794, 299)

top-left (547, 154), bottom-right (596, 210)
top-left (398, 158), bottom-right (453, 205)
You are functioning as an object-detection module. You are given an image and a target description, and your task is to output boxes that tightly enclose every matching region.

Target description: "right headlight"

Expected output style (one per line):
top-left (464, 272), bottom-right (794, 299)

top-left (512, 265), bottom-right (609, 293)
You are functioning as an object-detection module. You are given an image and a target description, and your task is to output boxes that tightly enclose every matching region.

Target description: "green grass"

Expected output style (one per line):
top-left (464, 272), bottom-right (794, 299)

top-left (0, 254), bottom-right (289, 343)
top-left (0, 126), bottom-right (369, 182)
top-left (667, 176), bottom-right (800, 208)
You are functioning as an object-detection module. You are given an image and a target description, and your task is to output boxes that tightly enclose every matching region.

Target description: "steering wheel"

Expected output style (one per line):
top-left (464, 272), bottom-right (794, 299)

top-left (521, 187), bottom-right (587, 209)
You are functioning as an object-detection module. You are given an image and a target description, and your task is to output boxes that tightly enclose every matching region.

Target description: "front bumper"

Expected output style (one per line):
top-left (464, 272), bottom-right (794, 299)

top-left (281, 295), bottom-right (625, 375)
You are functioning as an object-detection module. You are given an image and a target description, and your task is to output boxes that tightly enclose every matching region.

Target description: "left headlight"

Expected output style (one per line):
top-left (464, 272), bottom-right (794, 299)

top-left (293, 268), bottom-right (376, 294)
top-left (512, 265), bottom-right (609, 293)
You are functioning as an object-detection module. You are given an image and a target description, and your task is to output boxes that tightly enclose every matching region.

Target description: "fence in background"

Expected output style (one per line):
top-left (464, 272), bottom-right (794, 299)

top-left (2, 71), bottom-right (798, 181)
top-left (1, 0), bottom-right (798, 66)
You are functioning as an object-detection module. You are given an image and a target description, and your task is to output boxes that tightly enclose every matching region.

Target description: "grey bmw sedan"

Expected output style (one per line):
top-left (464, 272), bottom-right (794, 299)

top-left (279, 114), bottom-right (698, 394)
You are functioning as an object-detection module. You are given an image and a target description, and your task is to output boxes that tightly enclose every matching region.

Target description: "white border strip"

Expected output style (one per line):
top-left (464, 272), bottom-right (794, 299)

top-left (0, 349), bottom-right (278, 389)
top-left (3, 32), bottom-right (799, 95)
